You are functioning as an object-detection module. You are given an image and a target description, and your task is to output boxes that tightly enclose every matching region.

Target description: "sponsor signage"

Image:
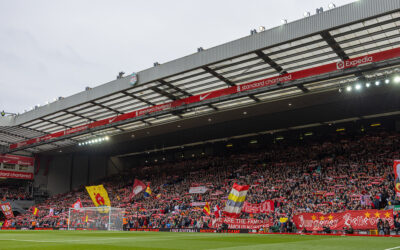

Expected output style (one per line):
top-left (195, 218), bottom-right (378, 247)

top-left (10, 47), bottom-right (400, 150)
top-left (0, 170), bottom-right (33, 180)
top-left (0, 154), bottom-right (34, 166)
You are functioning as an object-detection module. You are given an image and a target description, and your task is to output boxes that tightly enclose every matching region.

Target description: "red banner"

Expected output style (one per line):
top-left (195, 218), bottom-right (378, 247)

top-left (0, 170), bottom-right (33, 180)
top-left (394, 160), bottom-right (400, 197)
top-left (293, 209), bottom-right (394, 231)
top-left (10, 47), bottom-right (400, 150)
top-left (242, 200), bottom-right (274, 214)
top-left (212, 218), bottom-right (270, 230)
top-left (0, 154), bottom-right (34, 166)
top-left (0, 203), bottom-right (14, 219)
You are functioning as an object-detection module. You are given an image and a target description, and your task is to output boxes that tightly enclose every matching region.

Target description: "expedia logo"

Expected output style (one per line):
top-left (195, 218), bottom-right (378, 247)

top-left (336, 56), bottom-right (373, 70)
top-left (336, 61), bottom-right (345, 70)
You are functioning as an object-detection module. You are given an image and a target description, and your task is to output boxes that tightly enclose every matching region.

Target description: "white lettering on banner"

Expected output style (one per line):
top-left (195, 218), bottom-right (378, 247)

top-left (190, 202), bottom-right (206, 207)
top-left (336, 56), bottom-right (373, 70)
top-left (189, 186), bottom-right (208, 194)
top-left (64, 125), bottom-right (89, 135)
top-left (240, 75), bottom-right (292, 92)
top-left (137, 103), bottom-right (172, 116)
top-left (0, 170), bottom-right (33, 180)
top-left (212, 218), bottom-right (270, 229)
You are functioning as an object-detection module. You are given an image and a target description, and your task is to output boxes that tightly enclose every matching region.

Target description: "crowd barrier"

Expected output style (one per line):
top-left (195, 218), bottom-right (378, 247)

top-left (2, 227), bottom-right (400, 237)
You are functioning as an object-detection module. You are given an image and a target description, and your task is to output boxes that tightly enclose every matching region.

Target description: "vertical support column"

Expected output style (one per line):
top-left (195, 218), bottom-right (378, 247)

top-left (87, 155), bottom-right (90, 185)
top-left (69, 154), bottom-right (74, 191)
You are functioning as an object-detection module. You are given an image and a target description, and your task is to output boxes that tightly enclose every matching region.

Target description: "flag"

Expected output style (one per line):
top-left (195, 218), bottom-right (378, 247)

top-left (72, 198), bottom-right (83, 209)
top-left (203, 202), bottom-right (211, 215)
top-left (394, 160), bottom-right (400, 197)
top-left (156, 193), bottom-right (162, 199)
top-left (0, 202), bottom-right (14, 219)
top-left (129, 179), bottom-right (146, 200)
top-left (49, 208), bottom-right (54, 216)
top-left (85, 185), bottom-right (111, 207)
top-left (214, 205), bottom-right (221, 218)
top-left (144, 185), bottom-right (152, 198)
top-left (33, 207), bottom-right (39, 216)
top-left (223, 183), bottom-right (249, 218)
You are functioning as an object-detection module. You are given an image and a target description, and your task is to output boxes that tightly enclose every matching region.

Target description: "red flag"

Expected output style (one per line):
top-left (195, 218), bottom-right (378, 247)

top-left (394, 160), bottom-right (400, 197)
top-left (0, 202), bottom-right (14, 219)
top-left (214, 205), bottom-right (221, 218)
top-left (72, 198), bottom-right (83, 209)
top-left (129, 179), bottom-right (146, 200)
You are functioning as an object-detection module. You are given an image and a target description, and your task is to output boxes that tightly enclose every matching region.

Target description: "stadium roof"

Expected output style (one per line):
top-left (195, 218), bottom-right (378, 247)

top-left (1, 0), bottom-right (400, 155)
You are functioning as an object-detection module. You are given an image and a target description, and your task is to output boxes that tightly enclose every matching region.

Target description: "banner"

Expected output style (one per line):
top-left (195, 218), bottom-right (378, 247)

top-left (212, 218), bottom-right (270, 230)
top-left (85, 185), bottom-right (111, 208)
top-left (10, 46), bottom-right (400, 150)
top-left (293, 209), bottom-right (394, 231)
top-left (189, 186), bottom-right (208, 194)
top-left (129, 179), bottom-right (146, 200)
top-left (242, 200), bottom-right (274, 214)
top-left (224, 183), bottom-right (249, 218)
top-left (0, 203), bottom-right (14, 219)
top-left (394, 160), bottom-right (400, 197)
top-left (190, 202), bottom-right (206, 207)
top-left (0, 170), bottom-right (33, 180)
top-left (0, 154), bottom-right (34, 166)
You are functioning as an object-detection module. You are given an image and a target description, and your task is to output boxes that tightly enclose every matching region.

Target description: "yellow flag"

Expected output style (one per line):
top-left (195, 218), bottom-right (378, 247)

top-left (85, 184), bottom-right (111, 207)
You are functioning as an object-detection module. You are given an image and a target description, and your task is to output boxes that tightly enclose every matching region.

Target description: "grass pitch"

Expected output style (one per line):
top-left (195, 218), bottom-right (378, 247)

top-left (0, 231), bottom-right (400, 250)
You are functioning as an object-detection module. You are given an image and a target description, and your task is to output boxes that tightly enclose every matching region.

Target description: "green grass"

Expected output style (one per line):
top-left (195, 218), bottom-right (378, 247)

top-left (0, 231), bottom-right (400, 250)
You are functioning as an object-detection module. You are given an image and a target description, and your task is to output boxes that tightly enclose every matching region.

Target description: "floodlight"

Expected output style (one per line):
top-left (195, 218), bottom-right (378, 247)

top-left (346, 86), bottom-right (352, 92)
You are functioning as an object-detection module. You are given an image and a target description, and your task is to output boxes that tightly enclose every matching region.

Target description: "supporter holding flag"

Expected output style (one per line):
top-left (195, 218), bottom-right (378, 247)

top-left (49, 208), bottom-right (54, 216)
top-left (203, 202), bottom-right (211, 215)
top-left (85, 185), bottom-right (111, 208)
top-left (129, 179), bottom-right (146, 200)
top-left (72, 198), bottom-right (83, 209)
top-left (224, 183), bottom-right (249, 218)
top-left (394, 160), bottom-right (400, 197)
top-left (32, 207), bottom-right (39, 216)
top-left (214, 205), bottom-right (221, 218)
top-left (144, 185), bottom-right (152, 198)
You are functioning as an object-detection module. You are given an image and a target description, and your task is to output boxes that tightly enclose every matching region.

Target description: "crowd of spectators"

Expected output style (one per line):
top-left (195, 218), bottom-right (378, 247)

top-left (0, 185), bottom-right (32, 201)
top-left (2, 130), bottom-right (399, 232)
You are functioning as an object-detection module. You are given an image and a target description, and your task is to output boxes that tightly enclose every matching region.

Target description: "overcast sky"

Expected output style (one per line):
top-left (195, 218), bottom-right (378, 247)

top-left (0, 0), bottom-right (356, 114)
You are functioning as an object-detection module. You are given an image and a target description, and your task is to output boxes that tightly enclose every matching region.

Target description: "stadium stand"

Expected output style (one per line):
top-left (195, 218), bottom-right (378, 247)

top-left (4, 128), bottom-right (398, 233)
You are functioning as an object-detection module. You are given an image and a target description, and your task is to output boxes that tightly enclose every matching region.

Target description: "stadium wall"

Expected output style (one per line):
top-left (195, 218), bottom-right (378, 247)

top-left (34, 154), bottom-right (120, 195)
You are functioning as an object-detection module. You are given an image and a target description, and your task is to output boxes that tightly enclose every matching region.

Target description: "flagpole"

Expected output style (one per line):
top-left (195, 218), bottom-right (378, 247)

top-left (68, 208), bottom-right (71, 230)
